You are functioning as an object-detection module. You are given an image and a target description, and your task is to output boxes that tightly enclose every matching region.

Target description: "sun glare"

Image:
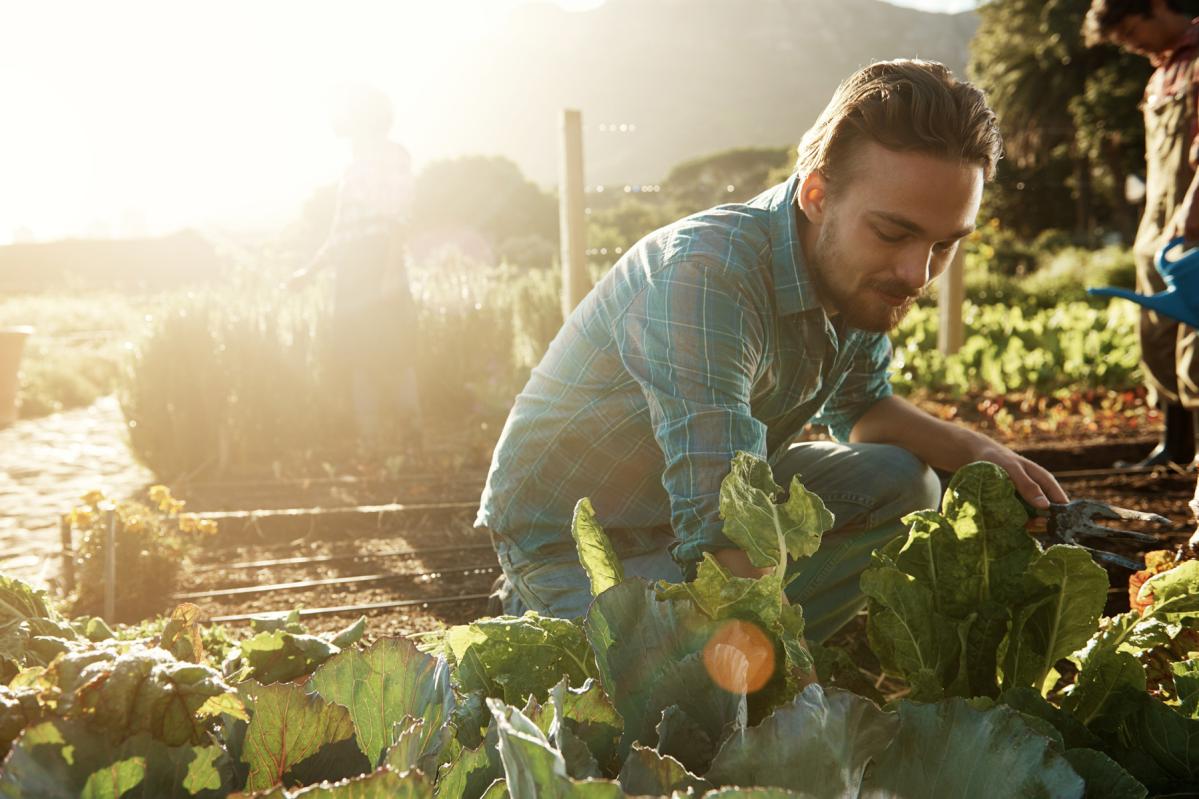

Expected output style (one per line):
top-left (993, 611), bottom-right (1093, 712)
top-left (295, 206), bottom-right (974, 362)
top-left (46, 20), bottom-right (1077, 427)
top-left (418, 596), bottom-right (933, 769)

top-left (0, 0), bottom-right (536, 244)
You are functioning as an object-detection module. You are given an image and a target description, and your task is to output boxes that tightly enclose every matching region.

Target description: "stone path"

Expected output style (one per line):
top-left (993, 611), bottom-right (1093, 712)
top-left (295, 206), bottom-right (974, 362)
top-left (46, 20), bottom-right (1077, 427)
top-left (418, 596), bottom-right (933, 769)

top-left (0, 396), bottom-right (152, 588)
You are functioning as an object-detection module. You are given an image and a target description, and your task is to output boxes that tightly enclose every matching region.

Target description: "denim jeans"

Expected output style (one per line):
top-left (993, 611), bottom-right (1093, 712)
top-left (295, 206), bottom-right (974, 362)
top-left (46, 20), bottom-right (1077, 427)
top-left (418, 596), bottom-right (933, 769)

top-left (490, 441), bottom-right (941, 643)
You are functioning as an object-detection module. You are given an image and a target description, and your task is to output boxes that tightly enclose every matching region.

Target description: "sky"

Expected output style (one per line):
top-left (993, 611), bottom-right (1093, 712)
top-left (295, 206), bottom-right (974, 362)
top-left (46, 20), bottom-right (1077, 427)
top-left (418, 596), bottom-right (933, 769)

top-left (0, 0), bottom-right (981, 245)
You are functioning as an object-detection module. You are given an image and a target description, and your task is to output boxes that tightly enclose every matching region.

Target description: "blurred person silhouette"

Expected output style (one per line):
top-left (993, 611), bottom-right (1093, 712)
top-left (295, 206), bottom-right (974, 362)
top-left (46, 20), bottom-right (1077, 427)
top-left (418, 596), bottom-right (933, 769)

top-left (1086, 0), bottom-right (1199, 467)
top-left (290, 84), bottom-right (423, 459)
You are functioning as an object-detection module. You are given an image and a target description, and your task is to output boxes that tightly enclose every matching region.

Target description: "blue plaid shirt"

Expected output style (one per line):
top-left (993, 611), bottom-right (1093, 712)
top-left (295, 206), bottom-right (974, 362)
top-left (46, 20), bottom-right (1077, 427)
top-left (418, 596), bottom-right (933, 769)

top-left (476, 176), bottom-right (894, 566)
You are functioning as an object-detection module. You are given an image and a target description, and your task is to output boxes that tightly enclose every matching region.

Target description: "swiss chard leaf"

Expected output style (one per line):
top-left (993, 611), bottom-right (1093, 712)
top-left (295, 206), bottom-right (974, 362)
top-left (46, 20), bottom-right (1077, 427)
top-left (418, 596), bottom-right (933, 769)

top-left (310, 637), bottom-right (455, 768)
top-left (718, 451), bottom-right (832, 570)
top-left (570, 498), bottom-right (624, 599)
top-left (241, 682), bottom-right (357, 792)
top-left (616, 745), bottom-right (709, 796)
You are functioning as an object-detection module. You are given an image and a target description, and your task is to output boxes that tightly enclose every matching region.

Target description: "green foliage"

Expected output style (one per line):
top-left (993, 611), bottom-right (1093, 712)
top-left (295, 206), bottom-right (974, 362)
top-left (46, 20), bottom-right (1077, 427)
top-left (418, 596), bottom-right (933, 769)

top-left (968, 0), bottom-right (1150, 237)
top-left (863, 462), bottom-right (1108, 700)
top-left (661, 147), bottom-right (792, 216)
top-left (570, 499), bottom-right (624, 598)
top-left (892, 300), bottom-right (1141, 396)
top-left (68, 486), bottom-right (213, 624)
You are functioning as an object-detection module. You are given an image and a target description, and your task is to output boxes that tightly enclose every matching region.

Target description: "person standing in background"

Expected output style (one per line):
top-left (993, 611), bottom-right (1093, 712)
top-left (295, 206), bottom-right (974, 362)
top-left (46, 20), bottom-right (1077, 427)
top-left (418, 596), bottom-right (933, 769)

top-left (1086, 0), bottom-right (1199, 467)
top-left (290, 85), bottom-right (423, 459)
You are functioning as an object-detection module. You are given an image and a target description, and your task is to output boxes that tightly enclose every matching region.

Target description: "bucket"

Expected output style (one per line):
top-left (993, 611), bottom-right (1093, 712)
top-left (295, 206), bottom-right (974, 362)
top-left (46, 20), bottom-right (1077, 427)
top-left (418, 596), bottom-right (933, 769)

top-left (0, 326), bottom-right (33, 427)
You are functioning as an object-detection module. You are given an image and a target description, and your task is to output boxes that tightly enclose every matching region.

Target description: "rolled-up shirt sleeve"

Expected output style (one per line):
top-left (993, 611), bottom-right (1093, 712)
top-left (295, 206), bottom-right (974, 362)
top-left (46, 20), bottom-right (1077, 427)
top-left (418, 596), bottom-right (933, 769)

top-left (810, 332), bottom-right (894, 443)
top-left (616, 258), bottom-right (767, 568)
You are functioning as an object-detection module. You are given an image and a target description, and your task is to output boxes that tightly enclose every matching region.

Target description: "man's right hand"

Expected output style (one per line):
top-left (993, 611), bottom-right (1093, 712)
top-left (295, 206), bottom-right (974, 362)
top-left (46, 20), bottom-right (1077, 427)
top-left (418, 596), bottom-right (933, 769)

top-left (712, 547), bottom-right (772, 579)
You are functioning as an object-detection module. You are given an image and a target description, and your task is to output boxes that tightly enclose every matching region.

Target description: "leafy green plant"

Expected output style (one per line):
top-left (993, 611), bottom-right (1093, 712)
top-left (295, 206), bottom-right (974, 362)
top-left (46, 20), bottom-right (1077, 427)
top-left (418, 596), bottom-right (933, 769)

top-left (68, 486), bottom-right (216, 623)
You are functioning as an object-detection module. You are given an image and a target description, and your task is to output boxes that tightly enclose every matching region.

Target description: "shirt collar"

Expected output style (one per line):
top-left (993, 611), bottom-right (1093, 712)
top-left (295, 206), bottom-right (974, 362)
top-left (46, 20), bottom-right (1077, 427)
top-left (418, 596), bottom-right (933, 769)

top-left (1154, 18), bottom-right (1199, 68)
top-left (765, 174), bottom-right (824, 317)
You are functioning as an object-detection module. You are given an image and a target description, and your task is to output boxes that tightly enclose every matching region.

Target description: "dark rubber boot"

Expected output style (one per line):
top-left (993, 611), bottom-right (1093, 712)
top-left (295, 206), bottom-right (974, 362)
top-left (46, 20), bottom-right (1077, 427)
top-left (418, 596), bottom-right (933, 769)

top-left (1118, 403), bottom-right (1195, 467)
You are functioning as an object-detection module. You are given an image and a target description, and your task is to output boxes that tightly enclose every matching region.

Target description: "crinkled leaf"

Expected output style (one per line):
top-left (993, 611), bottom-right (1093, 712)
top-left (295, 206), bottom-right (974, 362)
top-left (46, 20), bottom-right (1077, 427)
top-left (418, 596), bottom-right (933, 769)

top-left (158, 603), bottom-right (204, 663)
top-left (1003, 546), bottom-right (1109, 692)
top-left (616, 745), bottom-right (709, 796)
top-left (1139, 560), bottom-right (1199, 617)
top-left (706, 684), bottom-right (896, 795)
top-left (0, 717), bottom-right (232, 798)
top-left (718, 452), bottom-right (832, 569)
top-left (311, 637), bottom-right (454, 768)
top-left (444, 615), bottom-right (596, 707)
top-left (1061, 749), bottom-right (1147, 799)
top-left (231, 630), bottom-right (339, 685)
top-left (656, 557), bottom-right (811, 679)
top-left (570, 498), bottom-right (624, 598)
top-left (51, 646), bottom-right (234, 746)
top-left (859, 698), bottom-right (1085, 798)
top-left (241, 682), bottom-right (356, 792)
top-left (384, 716), bottom-right (456, 780)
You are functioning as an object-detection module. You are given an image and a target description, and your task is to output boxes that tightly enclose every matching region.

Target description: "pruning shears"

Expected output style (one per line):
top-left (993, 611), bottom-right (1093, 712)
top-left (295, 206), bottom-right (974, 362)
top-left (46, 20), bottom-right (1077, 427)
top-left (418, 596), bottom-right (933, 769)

top-left (1027, 499), bottom-right (1170, 571)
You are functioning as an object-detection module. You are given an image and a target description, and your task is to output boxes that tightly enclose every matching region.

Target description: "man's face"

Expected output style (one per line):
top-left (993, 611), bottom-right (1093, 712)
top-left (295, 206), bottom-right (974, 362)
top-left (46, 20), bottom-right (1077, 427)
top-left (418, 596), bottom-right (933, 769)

top-left (1110, 5), bottom-right (1175, 56)
top-left (803, 141), bottom-right (983, 332)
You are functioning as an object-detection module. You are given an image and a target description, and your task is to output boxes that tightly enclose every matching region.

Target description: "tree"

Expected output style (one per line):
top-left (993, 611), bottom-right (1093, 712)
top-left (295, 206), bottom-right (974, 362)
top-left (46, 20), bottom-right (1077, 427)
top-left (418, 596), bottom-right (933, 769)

top-left (969, 0), bottom-right (1150, 238)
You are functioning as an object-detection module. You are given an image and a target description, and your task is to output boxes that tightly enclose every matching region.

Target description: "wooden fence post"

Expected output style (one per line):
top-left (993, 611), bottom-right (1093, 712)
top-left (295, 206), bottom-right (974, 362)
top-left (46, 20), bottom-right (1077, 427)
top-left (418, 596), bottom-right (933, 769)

top-left (939, 246), bottom-right (966, 355)
top-left (104, 509), bottom-right (117, 621)
top-left (559, 109), bottom-right (589, 319)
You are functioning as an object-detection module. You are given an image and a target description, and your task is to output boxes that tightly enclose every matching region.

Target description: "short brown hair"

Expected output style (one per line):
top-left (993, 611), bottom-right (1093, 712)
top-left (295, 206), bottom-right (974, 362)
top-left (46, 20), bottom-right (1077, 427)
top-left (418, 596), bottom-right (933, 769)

top-left (1084, 0), bottom-right (1185, 46)
top-left (795, 59), bottom-right (1003, 190)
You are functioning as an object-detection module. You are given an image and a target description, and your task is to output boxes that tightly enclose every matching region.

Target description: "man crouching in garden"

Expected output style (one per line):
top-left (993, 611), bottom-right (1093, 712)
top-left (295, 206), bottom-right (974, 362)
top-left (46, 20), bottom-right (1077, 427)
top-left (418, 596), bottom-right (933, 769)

top-left (476, 59), bottom-right (1068, 643)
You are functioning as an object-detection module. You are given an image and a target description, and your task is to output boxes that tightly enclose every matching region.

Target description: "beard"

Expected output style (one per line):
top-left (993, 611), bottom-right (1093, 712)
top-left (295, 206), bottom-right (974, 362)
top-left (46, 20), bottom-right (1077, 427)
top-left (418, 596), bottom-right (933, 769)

top-left (807, 214), bottom-right (920, 333)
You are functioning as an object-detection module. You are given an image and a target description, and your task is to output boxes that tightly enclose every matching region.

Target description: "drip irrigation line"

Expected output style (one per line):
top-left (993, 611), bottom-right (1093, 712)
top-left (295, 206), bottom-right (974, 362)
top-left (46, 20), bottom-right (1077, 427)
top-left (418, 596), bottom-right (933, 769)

top-left (189, 541), bottom-right (496, 572)
top-left (207, 592), bottom-right (492, 623)
top-left (196, 500), bottom-right (478, 521)
top-left (174, 563), bottom-right (499, 600)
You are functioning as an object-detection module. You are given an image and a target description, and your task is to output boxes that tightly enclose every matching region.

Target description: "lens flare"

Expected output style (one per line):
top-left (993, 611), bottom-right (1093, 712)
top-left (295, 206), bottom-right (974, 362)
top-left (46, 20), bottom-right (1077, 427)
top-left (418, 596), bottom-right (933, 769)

top-left (702, 619), bottom-right (775, 694)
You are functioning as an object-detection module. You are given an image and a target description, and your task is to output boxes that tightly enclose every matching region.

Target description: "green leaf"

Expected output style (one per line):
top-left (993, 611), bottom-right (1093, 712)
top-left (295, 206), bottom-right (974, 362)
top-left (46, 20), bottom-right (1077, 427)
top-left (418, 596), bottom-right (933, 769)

top-left (547, 678), bottom-right (621, 778)
top-left (706, 684), bottom-right (896, 795)
top-left (330, 616), bottom-right (367, 650)
top-left (583, 580), bottom-right (720, 757)
top-left (486, 698), bottom-right (624, 799)
top-left (1062, 649), bottom-right (1146, 734)
top-left (1000, 688), bottom-right (1100, 751)
top-left (859, 698), bottom-right (1085, 798)
top-left (1113, 693), bottom-right (1199, 791)
top-left (310, 637), bottom-right (455, 768)
top-left (51, 646), bottom-right (235, 746)
top-left (241, 682), bottom-right (356, 792)
top-left (0, 718), bottom-right (232, 798)
top-left (231, 630), bottom-right (339, 684)
top-left (1061, 749), bottom-right (1147, 799)
top-left (435, 741), bottom-right (502, 799)
top-left (444, 615), bottom-right (597, 707)
top-left (616, 745), bottom-right (709, 795)
top-left (1173, 659), bottom-right (1199, 718)
top-left (646, 654), bottom-right (743, 773)
top-left (718, 451), bottom-right (832, 570)
top-left (861, 565), bottom-right (959, 701)
top-left (1139, 560), bottom-right (1199, 616)
top-left (569, 498), bottom-right (623, 598)
top-left (1003, 546), bottom-right (1109, 691)
top-left (246, 768), bottom-right (435, 797)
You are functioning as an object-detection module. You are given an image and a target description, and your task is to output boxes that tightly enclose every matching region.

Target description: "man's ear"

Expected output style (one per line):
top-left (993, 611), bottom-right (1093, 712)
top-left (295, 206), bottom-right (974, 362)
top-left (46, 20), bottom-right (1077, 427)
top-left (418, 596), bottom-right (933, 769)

top-left (797, 171), bottom-right (829, 225)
